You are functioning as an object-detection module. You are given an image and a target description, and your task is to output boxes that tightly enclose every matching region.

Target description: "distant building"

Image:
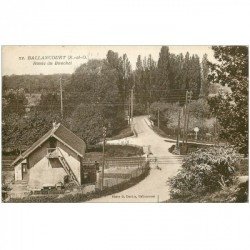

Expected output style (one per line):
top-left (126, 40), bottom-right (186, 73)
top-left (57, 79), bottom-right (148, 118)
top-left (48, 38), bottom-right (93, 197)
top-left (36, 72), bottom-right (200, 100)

top-left (12, 123), bottom-right (87, 190)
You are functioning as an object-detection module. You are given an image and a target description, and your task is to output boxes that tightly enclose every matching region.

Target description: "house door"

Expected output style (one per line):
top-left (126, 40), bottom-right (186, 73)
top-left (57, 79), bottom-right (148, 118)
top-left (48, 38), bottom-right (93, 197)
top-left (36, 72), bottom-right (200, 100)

top-left (21, 163), bottom-right (28, 181)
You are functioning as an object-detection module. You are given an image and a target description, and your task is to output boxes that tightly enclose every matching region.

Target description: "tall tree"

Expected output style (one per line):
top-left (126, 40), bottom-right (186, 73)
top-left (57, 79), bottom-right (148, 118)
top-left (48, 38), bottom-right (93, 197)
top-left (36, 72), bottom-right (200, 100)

top-left (208, 46), bottom-right (248, 155)
top-left (179, 53), bottom-right (201, 98)
top-left (190, 54), bottom-right (201, 96)
top-left (64, 59), bottom-right (126, 144)
top-left (106, 50), bottom-right (132, 110)
top-left (181, 52), bottom-right (190, 90)
top-left (135, 55), bottom-right (143, 104)
top-left (200, 54), bottom-right (210, 98)
top-left (147, 54), bottom-right (157, 103)
top-left (157, 46), bottom-right (171, 98)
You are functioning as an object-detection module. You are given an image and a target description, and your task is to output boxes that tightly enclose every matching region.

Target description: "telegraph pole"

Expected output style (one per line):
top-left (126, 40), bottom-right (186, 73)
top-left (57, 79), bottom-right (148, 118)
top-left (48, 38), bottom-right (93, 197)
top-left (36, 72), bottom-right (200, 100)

top-left (185, 91), bottom-right (192, 144)
top-left (59, 77), bottom-right (63, 119)
top-left (183, 90), bottom-right (188, 143)
top-left (149, 64), bottom-right (152, 103)
top-left (215, 116), bottom-right (218, 145)
top-left (183, 90), bottom-right (192, 145)
top-left (101, 126), bottom-right (107, 191)
top-left (131, 87), bottom-right (134, 122)
top-left (157, 108), bottom-right (160, 128)
top-left (176, 108), bottom-right (181, 149)
top-left (131, 73), bottom-right (135, 122)
top-left (128, 93), bottom-right (131, 125)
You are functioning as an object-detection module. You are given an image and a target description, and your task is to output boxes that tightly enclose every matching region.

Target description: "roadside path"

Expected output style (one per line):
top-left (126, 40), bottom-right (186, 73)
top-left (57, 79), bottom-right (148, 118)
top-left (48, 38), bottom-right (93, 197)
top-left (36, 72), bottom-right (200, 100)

top-left (89, 116), bottom-right (182, 202)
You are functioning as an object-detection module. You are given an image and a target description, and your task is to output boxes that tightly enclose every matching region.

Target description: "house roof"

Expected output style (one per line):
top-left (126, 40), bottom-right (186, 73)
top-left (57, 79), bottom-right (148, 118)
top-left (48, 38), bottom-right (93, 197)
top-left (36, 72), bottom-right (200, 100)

top-left (12, 123), bottom-right (86, 166)
top-left (53, 124), bottom-right (86, 156)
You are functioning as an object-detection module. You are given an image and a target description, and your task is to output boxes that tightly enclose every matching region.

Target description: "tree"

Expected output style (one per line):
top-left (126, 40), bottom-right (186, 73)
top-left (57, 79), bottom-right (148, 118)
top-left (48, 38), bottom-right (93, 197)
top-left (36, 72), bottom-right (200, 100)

top-left (135, 55), bottom-right (143, 103)
top-left (149, 102), bottom-right (180, 129)
top-left (146, 54), bottom-right (157, 103)
top-left (200, 54), bottom-right (210, 98)
top-left (190, 55), bottom-right (201, 96)
top-left (2, 88), bottom-right (28, 118)
top-left (2, 74), bottom-right (71, 93)
top-left (64, 59), bottom-right (126, 144)
top-left (181, 53), bottom-right (201, 96)
top-left (106, 50), bottom-right (133, 111)
top-left (189, 99), bottom-right (210, 120)
top-left (37, 92), bottom-right (61, 113)
top-left (122, 53), bottom-right (132, 103)
top-left (133, 54), bottom-right (157, 108)
top-left (67, 103), bottom-right (104, 144)
top-left (157, 46), bottom-right (171, 98)
top-left (2, 110), bottom-right (60, 152)
top-left (208, 46), bottom-right (248, 155)
top-left (181, 52), bottom-right (190, 90)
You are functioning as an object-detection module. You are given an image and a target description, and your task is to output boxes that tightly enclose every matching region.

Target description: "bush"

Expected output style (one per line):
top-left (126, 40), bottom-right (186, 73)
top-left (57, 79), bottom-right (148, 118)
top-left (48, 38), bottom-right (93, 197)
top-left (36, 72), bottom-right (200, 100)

top-left (168, 147), bottom-right (240, 199)
top-left (166, 182), bottom-right (248, 203)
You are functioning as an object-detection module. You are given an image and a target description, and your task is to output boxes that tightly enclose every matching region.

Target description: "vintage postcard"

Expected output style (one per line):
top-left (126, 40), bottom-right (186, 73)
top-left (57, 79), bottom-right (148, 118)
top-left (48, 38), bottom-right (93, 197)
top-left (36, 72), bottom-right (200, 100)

top-left (1, 45), bottom-right (248, 203)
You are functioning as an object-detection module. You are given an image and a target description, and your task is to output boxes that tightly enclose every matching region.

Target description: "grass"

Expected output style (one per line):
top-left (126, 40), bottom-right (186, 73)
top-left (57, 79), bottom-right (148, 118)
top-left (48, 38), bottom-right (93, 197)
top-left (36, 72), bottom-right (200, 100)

top-left (108, 126), bottom-right (134, 140)
top-left (86, 144), bottom-right (144, 161)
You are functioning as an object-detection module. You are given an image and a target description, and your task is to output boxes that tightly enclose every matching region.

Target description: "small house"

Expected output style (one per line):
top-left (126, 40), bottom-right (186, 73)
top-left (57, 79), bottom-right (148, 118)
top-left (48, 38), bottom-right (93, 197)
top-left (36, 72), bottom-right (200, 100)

top-left (12, 123), bottom-right (87, 190)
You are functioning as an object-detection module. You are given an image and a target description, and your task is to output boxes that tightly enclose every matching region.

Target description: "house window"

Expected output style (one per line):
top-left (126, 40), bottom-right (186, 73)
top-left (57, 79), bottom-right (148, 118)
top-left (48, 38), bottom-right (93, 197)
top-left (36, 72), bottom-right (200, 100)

top-left (22, 163), bottom-right (27, 173)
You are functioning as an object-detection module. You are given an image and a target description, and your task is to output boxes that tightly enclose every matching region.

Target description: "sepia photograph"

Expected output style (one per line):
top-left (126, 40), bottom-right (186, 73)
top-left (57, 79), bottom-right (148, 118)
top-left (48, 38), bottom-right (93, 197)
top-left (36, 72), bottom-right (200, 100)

top-left (1, 45), bottom-right (248, 203)
top-left (1, 1), bottom-right (250, 250)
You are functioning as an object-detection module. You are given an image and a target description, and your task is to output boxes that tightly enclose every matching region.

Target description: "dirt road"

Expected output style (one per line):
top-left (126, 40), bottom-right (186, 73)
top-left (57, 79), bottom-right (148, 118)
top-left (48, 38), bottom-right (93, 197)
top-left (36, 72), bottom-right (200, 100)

top-left (89, 116), bottom-right (182, 202)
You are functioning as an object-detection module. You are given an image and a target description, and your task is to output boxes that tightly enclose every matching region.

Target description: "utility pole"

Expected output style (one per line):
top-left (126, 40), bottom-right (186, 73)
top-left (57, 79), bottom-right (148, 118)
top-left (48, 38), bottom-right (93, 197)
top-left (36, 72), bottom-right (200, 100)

top-left (123, 61), bottom-right (128, 115)
top-left (185, 91), bottom-right (192, 144)
top-left (183, 91), bottom-right (188, 143)
top-left (176, 108), bottom-right (181, 149)
top-left (183, 90), bottom-right (192, 145)
top-left (131, 73), bottom-right (135, 123)
top-left (128, 93), bottom-right (131, 125)
top-left (131, 87), bottom-right (134, 122)
top-left (157, 108), bottom-right (160, 128)
top-left (215, 116), bottom-right (218, 145)
top-left (59, 77), bottom-right (63, 119)
top-left (101, 126), bottom-right (107, 191)
top-left (149, 65), bottom-right (152, 103)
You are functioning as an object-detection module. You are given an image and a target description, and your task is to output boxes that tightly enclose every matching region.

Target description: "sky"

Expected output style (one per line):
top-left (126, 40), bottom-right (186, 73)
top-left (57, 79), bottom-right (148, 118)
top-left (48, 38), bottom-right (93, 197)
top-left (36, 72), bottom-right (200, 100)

top-left (2, 45), bottom-right (215, 76)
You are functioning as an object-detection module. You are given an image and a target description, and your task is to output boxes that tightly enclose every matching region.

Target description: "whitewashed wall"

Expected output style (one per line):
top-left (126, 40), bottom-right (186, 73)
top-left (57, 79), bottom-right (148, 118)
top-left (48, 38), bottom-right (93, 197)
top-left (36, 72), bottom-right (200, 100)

top-left (28, 156), bottom-right (66, 190)
top-left (58, 146), bottom-right (81, 184)
top-left (14, 162), bottom-right (23, 181)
